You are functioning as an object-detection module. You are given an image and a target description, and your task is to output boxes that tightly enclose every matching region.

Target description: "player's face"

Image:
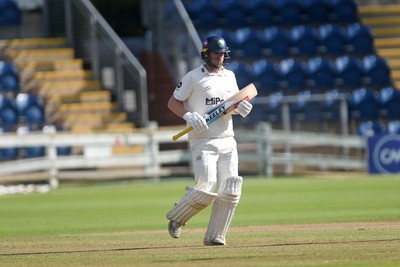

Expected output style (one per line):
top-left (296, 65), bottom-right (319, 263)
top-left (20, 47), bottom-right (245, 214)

top-left (209, 52), bottom-right (224, 67)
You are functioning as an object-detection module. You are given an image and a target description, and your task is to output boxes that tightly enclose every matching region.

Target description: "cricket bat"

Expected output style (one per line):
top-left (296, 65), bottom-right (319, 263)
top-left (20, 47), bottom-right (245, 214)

top-left (172, 83), bottom-right (258, 141)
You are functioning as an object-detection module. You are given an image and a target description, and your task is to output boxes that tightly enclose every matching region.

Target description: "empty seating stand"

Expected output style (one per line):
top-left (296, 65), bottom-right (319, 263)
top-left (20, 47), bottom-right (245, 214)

top-left (0, 60), bottom-right (19, 95)
top-left (0, 0), bottom-right (21, 40)
top-left (348, 87), bottom-right (380, 122)
top-left (379, 86), bottom-right (400, 120)
top-left (183, 0), bottom-right (396, 134)
top-left (0, 0), bottom-right (21, 26)
top-left (306, 57), bottom-right (337, 91)
top-left (0, 37), bottom-right (135, 134)
top-left (0, 94), bottom-right (18, 132)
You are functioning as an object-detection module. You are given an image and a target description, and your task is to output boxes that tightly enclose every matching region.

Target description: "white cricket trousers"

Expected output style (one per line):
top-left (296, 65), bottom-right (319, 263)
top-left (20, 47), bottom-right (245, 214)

top-left (189, 137), bottom-right (239, 193)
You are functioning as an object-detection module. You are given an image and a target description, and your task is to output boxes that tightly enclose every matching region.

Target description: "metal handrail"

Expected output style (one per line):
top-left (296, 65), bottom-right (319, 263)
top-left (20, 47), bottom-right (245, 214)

top-left (141, 0), bottom-right (202, 82)
top-left (64, 0), bottom-right (148, 127)
top-left (174, 0), bottom-right (202, 61)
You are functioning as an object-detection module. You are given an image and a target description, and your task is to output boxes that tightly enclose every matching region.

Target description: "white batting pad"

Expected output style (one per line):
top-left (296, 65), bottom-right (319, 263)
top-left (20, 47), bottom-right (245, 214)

top-left (166, 187), bottom-right (217, 226)
top-left (204, 176), bottom-right (243, 246)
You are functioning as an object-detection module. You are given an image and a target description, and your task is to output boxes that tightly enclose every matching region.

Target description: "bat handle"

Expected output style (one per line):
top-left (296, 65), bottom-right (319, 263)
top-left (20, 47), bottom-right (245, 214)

top-left (172, 126), bottom-right (193, 141)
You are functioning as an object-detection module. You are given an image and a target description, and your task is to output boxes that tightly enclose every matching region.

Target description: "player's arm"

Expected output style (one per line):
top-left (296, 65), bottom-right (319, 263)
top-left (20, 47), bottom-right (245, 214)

top-left (167, 95), bottom-right (187, 118)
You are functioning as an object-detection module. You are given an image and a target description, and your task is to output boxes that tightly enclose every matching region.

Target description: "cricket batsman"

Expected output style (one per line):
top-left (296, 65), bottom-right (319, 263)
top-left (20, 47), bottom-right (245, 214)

top-left (166, 35), bottom-right (253, 246)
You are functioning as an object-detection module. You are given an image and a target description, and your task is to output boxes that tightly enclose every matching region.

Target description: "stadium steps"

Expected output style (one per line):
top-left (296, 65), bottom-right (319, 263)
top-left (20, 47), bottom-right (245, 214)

top-left (359, 4), bottom-right (400, 89)
top-left (0, 37), bottom-right (67, 51)
top-left (70, 122), bottom-right (136, 133)
top-left (34, 80), bottom-right (102, 97)
top-left (5, 48), bottom-right (75, 62)
top-left (23, 69), bottom-right (94, 90)
top-left (58, 112), bottom-right (128, 128)
top-left (49, 102), bottom-right (118, 124)
top-left (16, 59), bottom-right (84, 83)
top-left (1, 37), bottom-right (136, 134)
top-left (45, 90), bottom-right (112, 105)
top-left (44, 90), bottom-right (113, 118)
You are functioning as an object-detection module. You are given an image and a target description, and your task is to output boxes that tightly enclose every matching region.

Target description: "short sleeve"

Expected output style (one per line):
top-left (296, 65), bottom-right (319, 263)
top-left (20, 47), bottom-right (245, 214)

top-left (173, 73), bottom-right (193, 101)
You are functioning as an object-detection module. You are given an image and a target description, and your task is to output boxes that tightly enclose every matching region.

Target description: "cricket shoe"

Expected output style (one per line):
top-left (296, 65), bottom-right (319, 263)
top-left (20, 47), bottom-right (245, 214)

top-left (168, 220), bottom-right (181, 238)
top-left (204, 237), bottom-right (226, 246)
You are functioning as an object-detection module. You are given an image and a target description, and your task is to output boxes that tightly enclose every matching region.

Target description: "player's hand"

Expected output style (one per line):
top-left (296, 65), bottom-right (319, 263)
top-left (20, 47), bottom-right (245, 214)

top-left (236, 100), bottom-right (253, 117)
top-left (183, 112), bottom-right (209, 133)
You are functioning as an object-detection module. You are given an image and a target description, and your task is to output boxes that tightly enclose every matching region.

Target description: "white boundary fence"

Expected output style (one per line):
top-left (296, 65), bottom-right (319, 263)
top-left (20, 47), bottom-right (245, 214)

top-left (237, 123), bottom-right (367, 176)
top-left (0, 123), bottom-right (368, 187)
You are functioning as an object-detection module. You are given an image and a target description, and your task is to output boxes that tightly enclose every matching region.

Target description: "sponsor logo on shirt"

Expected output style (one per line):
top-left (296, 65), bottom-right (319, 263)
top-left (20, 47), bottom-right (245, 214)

top-left (206, 97), bottom-right (224, 105)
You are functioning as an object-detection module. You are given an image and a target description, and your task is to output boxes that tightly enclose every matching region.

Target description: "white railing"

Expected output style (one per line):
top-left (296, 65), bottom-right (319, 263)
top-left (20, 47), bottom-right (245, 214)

top-left (237, 123), bottom-right (366, 176)
top-left (0, 125), bottom-right (190, 186)
top-left (0, 123), bottom-right (367, 187)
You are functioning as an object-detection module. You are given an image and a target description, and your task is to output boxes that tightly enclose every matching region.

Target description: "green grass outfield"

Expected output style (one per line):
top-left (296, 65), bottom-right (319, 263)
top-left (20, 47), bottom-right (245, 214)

top-left (0, 174), bottom-right (400, 266)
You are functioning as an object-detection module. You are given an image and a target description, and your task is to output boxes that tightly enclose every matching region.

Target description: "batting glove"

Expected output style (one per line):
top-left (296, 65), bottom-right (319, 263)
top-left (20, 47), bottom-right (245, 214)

top-left (236, 100), bottom-right (253, 118)
top-left (183, 112), bottom-right (209, 133)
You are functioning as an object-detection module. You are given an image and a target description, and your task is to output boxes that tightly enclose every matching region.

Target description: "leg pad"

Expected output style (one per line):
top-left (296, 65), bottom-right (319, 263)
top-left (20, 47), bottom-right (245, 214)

top-left (167, 187), bottom-right (216, 226)
top-left (204, 176), bottom-right (243, 246)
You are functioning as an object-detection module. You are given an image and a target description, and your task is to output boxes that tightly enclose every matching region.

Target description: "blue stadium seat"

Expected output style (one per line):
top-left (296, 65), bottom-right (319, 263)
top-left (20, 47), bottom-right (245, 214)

top-left (358, 120), bottom-right (385, 136)
top-left (25, 146), bottom-right (45, 158)
top-left (302, 0), bottom-right (331, 24)
top-left (0, 147), bottom-right (18, 161)
top-left (276, 0), bottom-right (303, 26)
top-left (251, 59), bottom-right (280, 94)
top-left (265, 91), bottom-right (284, 124)
top-left (329, 0), bottom-right (359, 24)
top-left (0, 0), bottom-right (21, 26)
top-left (0, 95), bottom-right (17, 132)
top-left (261, 27), bottom-right (291, 58)
top-left (362, 54), bottom-right (391, 88)
top-left (225, 60), bottom-right (251, 89)
top-left (54, 126), bottom-right (72, 156)
top-left (0, 126), bottom-right (18, 161)
top-left (318, 24), bottom-right (347, 56)
top-left (321, 88), bottom-right (342, 122)
top-left (387, 120), bottom-right (400, 134)
top-left (186, 0), bottom-right (219, 30)
top-left (335, 56), bottom-right (363, 88)
top-left (278, 59), bottom-right (308, 93)
top-left (218, 0), bottom-right (247, 28)
top-left (236, 101), bottom-right (267, 128)
top-left (233, 27), bottom-right (262, 59)
top-left (291, 90), bottom-right (322, 125)
top-left (16, 125), bottom-right (45, 158)
top-left (15, 93), bottom-right (45, 129)
top-left (345, 23), bottom-right (374, 55)
top-left (306, 57), bottom-right (337, 90)
top-left (247, 0), bottom-right (276, 27)
top-left (57, 146), bottom-right (72, 156)
top-left (0, 61), bottom-right (19, 94)
top-left (289, 25), bottom-right (320, 57)
top-left (348, 87), bottom-right (380, 121)
top-left (379, 86), bottom-right (400, 120)
top-left (183, 0), bottom-right (207, 16)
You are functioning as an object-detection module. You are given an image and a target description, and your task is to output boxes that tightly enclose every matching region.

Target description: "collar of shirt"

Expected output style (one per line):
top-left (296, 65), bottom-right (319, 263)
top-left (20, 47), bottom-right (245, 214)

top-left (201, 64), bottom-right (227, 76)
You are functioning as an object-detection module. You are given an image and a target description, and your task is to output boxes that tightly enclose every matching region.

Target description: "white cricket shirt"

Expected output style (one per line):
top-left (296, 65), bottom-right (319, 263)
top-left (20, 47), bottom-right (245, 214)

top-left (173, 64), bottom-right (240, 140)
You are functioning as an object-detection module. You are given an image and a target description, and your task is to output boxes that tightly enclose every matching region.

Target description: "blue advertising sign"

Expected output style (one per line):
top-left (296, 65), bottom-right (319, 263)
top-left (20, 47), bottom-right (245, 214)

top-left (367, 133), bottom-right (400, 174)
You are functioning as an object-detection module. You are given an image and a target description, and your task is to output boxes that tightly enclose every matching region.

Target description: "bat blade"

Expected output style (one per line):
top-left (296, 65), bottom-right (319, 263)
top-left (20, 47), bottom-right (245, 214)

top-left (172, 83), bottom-right (258, 141)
